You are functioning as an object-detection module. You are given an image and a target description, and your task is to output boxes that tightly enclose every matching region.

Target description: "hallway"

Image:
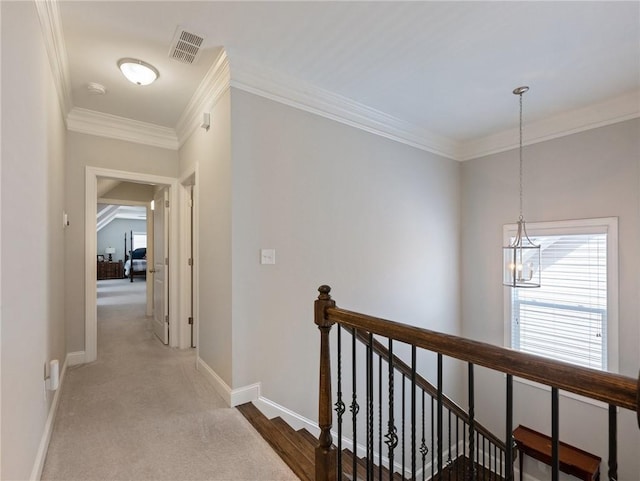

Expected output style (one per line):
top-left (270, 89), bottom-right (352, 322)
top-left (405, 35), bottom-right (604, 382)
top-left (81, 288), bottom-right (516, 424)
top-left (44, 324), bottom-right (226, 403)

top-left (41, 279), bottom-right (297, 480)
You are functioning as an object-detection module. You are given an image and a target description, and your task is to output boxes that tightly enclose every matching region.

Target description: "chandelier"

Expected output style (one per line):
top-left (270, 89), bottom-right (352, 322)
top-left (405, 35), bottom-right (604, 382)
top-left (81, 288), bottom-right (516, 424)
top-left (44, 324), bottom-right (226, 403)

top-left (503, 86), bottom-right (540, 288)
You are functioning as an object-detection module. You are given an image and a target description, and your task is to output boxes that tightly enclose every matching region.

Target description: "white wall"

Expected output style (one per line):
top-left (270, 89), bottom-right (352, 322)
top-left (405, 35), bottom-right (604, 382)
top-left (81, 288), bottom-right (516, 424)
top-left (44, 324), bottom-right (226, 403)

top-left (0, 2), bottom-right (67, 478)
top-left (229, 89), bottom-right (462, 422)
top-left (461, 119), bottom-right (640, 480)
top-left (65, 131), bottom-right (178, 352)
top-left (179, 88), bottom-right (233, 385)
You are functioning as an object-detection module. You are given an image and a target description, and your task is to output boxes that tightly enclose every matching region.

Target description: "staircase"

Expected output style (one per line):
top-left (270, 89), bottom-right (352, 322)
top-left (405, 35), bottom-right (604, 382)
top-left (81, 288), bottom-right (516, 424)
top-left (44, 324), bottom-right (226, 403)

top-left (237, 402), bottom-right (502, 481)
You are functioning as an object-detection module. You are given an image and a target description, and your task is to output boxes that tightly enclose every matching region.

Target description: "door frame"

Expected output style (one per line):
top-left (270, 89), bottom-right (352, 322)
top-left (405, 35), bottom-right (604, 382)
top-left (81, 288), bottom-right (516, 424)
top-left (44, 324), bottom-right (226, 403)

top-left (179, 164), bottom-right (198, 350)
top-left (85, 166), bottom-right (179, 362)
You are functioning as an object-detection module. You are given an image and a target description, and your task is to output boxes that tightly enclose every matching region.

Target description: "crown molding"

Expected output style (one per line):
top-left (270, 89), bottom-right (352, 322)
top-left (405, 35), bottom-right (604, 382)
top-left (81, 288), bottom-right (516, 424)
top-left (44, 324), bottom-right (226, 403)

top-left (35, 0), bottom-right (73, 119)
top-left (175, 49), bottom-right (231, 147)
top-left (458, 90), bottom-right (640, 161)
top-left (229, 60), bottom-right (458, 160)
top-left (67, 108), bottom-right (179, 150)
top-left (34, 2), bottom-right (638, 162)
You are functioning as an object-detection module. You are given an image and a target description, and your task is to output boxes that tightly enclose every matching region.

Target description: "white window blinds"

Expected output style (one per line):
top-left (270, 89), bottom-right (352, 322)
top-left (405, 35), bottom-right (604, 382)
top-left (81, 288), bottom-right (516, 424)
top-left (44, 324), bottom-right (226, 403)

top-left (511, 233), bottom-right (607, 370)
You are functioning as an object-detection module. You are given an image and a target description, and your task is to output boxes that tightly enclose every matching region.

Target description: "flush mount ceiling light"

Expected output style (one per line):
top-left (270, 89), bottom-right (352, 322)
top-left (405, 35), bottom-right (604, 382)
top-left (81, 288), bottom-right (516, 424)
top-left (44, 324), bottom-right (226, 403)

top-left (503, 86), bottom-right (541, 289)
top-left (117, 58), bottom-right (159, 86)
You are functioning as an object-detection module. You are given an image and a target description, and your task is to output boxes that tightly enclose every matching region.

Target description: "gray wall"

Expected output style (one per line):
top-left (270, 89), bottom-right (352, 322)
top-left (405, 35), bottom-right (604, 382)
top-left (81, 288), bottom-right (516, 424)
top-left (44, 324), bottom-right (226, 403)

top-left (461, 118), bottom-right (640, 480)
top-left (101, 182), bottom-right (155, 203)
top-left (98, 218), bottom-right (147, 264)
top-left (65, 131), bottom-right (179, 353)
top-left (229, 89), bottom-right (462, 421)
top-left (179, 88), bottom-right (233, 385)
top-left (1, 2), bottom-right (67, 478)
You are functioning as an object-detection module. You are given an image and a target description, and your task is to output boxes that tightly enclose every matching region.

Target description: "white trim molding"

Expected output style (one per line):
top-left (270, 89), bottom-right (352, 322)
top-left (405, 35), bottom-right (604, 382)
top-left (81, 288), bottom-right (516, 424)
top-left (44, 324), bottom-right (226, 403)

top-left (65, 351), bottom-right (86, 366)
top-left (68, 108), bottom-right (179, 150)
top-left (35, 0), bottom-right (72, 119)
top-left (230, 59), bottom-right (458, 160)
top-left (196, 357), bottom-right (260, 407)
top-left (176, 50), bottom-right (231, 147)
top-left (459, 90), bottom-right (640, 161)
top-left (29, 357), bottom-right (68, 481)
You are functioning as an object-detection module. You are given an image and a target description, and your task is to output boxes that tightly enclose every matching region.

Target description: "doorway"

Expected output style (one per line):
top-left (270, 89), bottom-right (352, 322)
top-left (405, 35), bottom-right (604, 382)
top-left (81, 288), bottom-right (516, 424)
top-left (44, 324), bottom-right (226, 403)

top-left (85, 167), bottom-right (180, 363)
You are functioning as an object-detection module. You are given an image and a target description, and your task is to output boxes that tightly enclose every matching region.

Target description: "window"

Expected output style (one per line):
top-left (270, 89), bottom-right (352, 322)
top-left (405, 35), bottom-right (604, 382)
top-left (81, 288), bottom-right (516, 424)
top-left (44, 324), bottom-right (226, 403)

top-left (133, 232), bottom-right (147, 250)
top-left (504, 218), bottom-right (618, 372)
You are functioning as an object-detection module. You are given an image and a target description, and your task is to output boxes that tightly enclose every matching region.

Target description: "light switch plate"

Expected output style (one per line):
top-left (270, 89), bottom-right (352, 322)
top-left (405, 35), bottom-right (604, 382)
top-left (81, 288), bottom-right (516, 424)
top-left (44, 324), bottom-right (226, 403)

top-left (260, 249), bottom-right (276, 265)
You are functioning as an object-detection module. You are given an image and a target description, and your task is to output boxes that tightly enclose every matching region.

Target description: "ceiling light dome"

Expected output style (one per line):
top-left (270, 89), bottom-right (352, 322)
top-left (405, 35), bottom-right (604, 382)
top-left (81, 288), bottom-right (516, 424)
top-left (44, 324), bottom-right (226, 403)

top-left (117, 58), bottom-right (159, 86)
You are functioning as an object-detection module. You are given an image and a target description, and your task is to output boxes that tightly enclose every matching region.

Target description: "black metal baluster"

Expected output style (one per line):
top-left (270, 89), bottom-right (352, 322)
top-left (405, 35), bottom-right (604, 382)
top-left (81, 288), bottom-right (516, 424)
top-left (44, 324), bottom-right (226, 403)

top-left (506, 374), bottom-right (513, 481)
top-left (493, 443), bottom-right (497, 481)
top-left (462, 422), bottom-right (467, 481)
top-left (551, 387), bottom-right (559, 481)
top-left (379, 355), bottom-right (382, 481)
top-left (456, 416), bottom-right (459, 477)
top-left (350, 328), bottom-right (359, 481)
top-left (367, 333), bottom-right (374, 481)
top-left (335, 325), bottom-right (345, 481)
top-left (469, 363), bottom-right (476, 481)
top-left (431, 397), bottom-right (435, 480)
top-left (402, 375), bottom-right (406, 481)
top-left (608, 404), bottom-right (618, 481)
top-left (482, 435), bottom-right (486, 480)
top-left (476, 432), bottom-right (480, 480)
top-left (437, 354), bottom-right (443, 478)
top-left (420, 391), bottom-right (427, 480)
top-left (448, 410), bottom-right (452, 480)
top-left (385, 340), bottom-right (398, 481)
top-left (411, 346), bottom-right (417, 479)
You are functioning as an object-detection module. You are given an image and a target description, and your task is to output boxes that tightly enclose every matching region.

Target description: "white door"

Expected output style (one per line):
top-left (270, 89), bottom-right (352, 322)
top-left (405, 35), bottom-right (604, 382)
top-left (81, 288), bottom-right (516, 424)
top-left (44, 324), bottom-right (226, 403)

top-left (152, 188), bottom-right (169, 344)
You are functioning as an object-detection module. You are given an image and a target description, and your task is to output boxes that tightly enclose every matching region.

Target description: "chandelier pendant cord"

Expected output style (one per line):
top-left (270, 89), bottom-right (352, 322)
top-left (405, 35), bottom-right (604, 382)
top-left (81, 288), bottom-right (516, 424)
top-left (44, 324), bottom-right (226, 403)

top-left (519, 91), bottom-right (524, 222)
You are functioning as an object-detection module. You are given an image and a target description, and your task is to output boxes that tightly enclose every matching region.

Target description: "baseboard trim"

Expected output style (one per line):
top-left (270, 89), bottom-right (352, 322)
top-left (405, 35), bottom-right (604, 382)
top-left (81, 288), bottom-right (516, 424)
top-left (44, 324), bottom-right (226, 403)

top-left (231, 382), bottom-right (261, 406)
top-left (196, 357), bottom-right (261, 407)
top-left (66, 351), bottom-right (85, 366)
top-left (254, 396), bottom-right (321, 436)
top-left (29, 358), bottom-right (68, 481)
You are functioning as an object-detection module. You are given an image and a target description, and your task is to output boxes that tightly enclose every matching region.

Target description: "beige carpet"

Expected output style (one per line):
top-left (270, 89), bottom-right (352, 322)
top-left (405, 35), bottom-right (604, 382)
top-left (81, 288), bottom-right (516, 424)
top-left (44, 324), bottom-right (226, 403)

top-left (41, 279), bottom-right (298, 481)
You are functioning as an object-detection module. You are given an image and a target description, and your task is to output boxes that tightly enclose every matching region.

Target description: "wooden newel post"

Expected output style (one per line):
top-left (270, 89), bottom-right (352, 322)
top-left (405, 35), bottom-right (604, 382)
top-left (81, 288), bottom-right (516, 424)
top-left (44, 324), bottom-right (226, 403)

top-left (315, 285), bottom-right (337, 481)
top-left (636, 369), bottom-right (639, 428)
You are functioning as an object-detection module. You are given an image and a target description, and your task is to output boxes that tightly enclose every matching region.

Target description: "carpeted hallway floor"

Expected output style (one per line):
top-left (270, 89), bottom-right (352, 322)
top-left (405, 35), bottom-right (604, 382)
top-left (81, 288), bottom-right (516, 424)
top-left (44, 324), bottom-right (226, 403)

top-left (41, 279), bottom-right (298, 481)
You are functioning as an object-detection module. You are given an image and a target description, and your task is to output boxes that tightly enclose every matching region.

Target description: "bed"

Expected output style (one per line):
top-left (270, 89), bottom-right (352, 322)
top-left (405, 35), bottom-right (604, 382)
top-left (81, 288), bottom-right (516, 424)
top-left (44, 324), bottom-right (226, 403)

top-left (124, 231), bottom-right (147, 282)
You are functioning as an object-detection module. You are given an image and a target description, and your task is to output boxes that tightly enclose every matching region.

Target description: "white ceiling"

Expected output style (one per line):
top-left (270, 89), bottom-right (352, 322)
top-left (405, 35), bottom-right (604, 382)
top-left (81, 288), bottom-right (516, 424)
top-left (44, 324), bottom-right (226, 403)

top-left (57, 1), bottom-right (639, 159)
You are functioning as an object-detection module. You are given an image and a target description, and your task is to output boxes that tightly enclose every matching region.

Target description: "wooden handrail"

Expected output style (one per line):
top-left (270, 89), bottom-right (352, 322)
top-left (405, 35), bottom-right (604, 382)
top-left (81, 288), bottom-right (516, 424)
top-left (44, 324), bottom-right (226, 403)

top-left (352, 328), bottom-right (506, 450)
top-left (326, 306), bottom-right (639, 415)
top-left (315, 285), bottom-right (640, 481)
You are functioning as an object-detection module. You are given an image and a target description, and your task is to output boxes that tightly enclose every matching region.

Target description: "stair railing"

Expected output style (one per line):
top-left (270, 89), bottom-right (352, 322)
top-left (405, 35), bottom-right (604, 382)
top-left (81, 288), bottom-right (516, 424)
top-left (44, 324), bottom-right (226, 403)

top-left (314, 285), bottom-right (640, 481)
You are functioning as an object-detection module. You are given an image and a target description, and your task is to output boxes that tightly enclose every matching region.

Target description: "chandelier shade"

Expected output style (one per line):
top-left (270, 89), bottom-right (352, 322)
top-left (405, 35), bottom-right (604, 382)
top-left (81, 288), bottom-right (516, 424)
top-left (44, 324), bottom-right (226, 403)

top-left (118, 58), bottom-right (159, 86)
top-left (503, 219), bottom-right (541, 288)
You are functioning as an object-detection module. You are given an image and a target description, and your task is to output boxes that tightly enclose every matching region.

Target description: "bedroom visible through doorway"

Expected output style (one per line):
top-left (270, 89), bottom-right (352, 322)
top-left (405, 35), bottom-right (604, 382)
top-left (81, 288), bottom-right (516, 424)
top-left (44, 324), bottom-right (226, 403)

top-left (85, 167), bottom-right (180, 363)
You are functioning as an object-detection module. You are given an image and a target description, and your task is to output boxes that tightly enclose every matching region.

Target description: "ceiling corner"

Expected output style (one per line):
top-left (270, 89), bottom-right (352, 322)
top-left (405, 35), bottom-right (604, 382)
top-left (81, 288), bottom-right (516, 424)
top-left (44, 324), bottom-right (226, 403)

top-left (229, 59), bottom-right (460, 160)
top-left (35, 0), bottom-right (73, 119)
top-left (175, 48), bottom-right (231, 147)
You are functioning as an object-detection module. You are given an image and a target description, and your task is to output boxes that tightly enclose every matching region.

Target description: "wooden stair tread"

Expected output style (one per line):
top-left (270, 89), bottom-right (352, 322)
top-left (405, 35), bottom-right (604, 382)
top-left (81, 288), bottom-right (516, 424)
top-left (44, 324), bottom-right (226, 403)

top-left (237, 403), bottom-right (315, 481)
top-left (297, 427), bottom-right (319, 447)
top-left (237, 403), bottom-right (502, 481)
top-left (271, 417), bottom-right (315, 464)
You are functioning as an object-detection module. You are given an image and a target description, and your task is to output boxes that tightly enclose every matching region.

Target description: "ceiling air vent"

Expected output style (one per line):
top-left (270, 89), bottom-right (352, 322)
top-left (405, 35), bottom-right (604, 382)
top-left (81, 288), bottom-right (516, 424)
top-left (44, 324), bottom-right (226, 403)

top-left (169, 26), bottom-right (204, 65)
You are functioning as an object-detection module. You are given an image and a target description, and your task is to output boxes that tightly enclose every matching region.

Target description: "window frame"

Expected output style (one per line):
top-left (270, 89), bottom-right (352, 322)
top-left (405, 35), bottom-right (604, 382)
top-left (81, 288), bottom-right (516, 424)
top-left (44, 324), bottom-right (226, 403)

top-left (503, 217), bottom-right (619, 376)
top-left (132, 231), bottom-right (147, 250)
